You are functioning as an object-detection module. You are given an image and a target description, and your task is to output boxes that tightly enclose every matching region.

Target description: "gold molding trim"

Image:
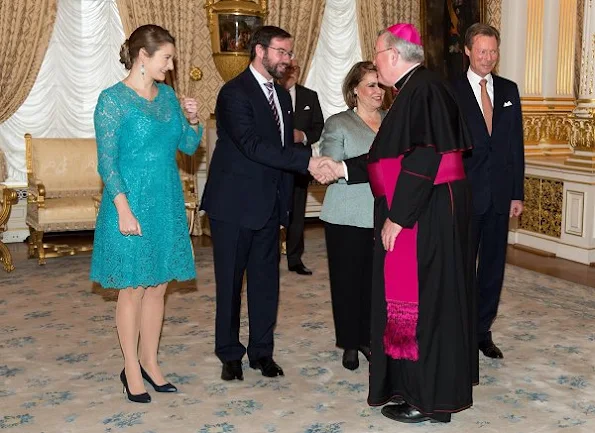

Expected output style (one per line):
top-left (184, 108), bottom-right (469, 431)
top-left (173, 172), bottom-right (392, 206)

top-left (522, 96), bottom-right (577, 102)
top-left (524, 0), bottom-right (544, 95)
top-left (557, 0), bottom-right (578, 95)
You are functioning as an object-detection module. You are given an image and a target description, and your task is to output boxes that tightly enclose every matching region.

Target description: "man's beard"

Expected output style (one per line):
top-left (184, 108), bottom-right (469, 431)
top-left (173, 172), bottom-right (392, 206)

top-left (263, 52), bottom-right (287, 80)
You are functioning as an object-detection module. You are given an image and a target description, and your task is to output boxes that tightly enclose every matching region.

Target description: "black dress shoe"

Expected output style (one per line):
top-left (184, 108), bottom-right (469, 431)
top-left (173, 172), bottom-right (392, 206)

top-left (342, 349), bottom-right (359, 370)
top-left (120, 369), bottom-right (151, 403)
top-left (288, 264), bottom-right (313, 275)
top-left (390, 396), bottom-right (405, 405)
top-left (249, 357), bottom-right (284, 377)
top-left (221, 360), bottom-right (243, 381)
top-left (140, 364), bottom-right (178, 392)
top-left (479, 341), bottom-right (504, 359)
top-left (358, 345), bottom-right (371, 362)
top-left (381, 404), bottom-right (450, 424)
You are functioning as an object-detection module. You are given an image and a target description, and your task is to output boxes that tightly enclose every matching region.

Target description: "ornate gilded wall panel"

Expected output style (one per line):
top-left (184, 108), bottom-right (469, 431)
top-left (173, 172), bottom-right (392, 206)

top-left (540, 179), bottom-right (563, 237)
top-left (568, 109), bottom-right (595, 150)
top-left (520, 177), bottom-right (541, 233)
top-left (519, 176), bottom-right (563, 238)
top-left (522, 112), bottom-right (572, 145)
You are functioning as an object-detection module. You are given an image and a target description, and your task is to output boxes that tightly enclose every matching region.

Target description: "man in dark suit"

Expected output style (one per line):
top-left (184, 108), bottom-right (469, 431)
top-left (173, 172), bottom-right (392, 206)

top-left (279, 59), bottom-right (324, 275)
top-left (452, 23), bottom-right (525, 359)
top-left (200, 26), bottom-right (330, 381)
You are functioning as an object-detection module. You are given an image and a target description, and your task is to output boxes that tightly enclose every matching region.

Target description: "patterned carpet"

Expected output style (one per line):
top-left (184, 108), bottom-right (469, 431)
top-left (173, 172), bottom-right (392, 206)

top-left (1, 237), bottom-right (594, 433)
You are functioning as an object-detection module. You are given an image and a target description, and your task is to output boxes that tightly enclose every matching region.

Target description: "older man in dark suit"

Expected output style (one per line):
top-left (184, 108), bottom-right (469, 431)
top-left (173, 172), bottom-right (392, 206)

top-left (279, 59), bottom-right (324, 275)
top-left (200, 26), bottom-right (330, 381)
top-left (452, 23), bottom-right (525, 359)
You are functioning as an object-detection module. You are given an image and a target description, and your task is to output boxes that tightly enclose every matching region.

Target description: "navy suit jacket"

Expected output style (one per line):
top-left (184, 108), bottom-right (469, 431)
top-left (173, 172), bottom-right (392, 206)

top-left (292, 84), bottom-right (324, 187)
top-left (452, 74), bottom-right (525, 215)
top-left (200, 68), bottom-right (311, 230)
top-left (293, 84), bottom-right (324, 146)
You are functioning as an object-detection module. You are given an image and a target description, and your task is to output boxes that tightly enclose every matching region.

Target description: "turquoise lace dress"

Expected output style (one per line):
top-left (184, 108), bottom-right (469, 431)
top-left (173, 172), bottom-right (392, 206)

top-left (90, 82), bottom-right (202, 289)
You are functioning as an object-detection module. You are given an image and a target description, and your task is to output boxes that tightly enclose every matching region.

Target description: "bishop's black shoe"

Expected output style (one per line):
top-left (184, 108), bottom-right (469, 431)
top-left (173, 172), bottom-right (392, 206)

top-left (342, 349), bottom-right (359, 370)
top-left (381, 404), bottom-right (451, 424)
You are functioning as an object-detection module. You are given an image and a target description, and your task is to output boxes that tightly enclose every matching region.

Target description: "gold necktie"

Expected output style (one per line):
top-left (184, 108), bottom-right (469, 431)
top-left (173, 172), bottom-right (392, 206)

top-left (479, 79), bottom-right (493, 135)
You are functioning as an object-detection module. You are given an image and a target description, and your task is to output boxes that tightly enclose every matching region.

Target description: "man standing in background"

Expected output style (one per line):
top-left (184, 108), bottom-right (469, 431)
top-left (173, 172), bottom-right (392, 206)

top-left (452, 23), bottom-right (525, 359)
top-left (279, 59), bottom-right (324, 275)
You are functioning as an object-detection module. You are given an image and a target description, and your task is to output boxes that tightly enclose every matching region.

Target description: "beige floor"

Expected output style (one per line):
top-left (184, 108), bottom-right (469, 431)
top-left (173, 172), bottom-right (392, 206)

top-left (1, 229), bottom-right (594, 432)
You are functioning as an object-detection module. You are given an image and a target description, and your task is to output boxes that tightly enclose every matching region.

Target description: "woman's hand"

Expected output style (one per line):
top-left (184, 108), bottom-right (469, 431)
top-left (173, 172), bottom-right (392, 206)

top-left (181, 96), bottom-right (199, 125)
top-left (118, 210), bottom-right (142, 236)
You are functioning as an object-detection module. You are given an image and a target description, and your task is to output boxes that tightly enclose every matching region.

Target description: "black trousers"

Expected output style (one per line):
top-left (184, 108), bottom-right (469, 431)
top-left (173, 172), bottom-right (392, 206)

top-left (286, 177), bottom-right (308, 267)
top-left (209, 205), bottom-right (280, 363)
top-left (471, 203), bottom-right (510, 344)
top-left (324, 222), bottom-right (374, 349)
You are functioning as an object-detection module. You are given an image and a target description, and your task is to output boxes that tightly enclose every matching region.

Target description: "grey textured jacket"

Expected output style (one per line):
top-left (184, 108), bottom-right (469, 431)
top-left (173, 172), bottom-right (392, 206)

top-left (320, 109), bottom-right (385, 228)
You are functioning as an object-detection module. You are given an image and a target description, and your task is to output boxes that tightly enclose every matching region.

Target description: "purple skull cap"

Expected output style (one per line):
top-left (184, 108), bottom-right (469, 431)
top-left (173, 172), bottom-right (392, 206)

top-left (386, 23), bottom-right (422, 46)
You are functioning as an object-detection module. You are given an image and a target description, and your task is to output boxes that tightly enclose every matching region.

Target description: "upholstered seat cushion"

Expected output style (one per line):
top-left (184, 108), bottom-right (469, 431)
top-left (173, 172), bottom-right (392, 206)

top-left (29, 138), bottom-right (102, 197)
top-left (27, 196), bottom-right (97, 230)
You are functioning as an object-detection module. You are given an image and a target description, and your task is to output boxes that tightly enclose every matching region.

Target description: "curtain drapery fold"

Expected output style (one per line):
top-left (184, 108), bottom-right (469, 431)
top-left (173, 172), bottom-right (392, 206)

top-left (266, 0), bottom-right (326, 83)
top-left (115, 0), bottom-right (199, 98)
top-left (0, 0), bottom-right (126, 183)
top-left (0, 0), bottom-right (58, 123)
top-left (356, 0), bottom-right (421, 62)
top-left (304, 0), bottom-right (362, 119)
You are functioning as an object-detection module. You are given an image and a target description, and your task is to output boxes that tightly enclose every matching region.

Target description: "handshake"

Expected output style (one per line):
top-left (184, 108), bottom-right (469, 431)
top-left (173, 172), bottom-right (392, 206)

top-left (307, 156), bottom-right (344, 184)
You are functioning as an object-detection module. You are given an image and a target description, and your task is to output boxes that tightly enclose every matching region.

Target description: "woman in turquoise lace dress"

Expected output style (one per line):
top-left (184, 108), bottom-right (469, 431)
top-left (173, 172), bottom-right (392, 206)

top-left (90, 25), bottom-right (202, 403)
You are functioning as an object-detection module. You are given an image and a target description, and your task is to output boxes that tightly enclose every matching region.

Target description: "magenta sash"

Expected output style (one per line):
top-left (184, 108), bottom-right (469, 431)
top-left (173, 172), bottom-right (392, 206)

top-left (367, 152), bottom-right (465, 360)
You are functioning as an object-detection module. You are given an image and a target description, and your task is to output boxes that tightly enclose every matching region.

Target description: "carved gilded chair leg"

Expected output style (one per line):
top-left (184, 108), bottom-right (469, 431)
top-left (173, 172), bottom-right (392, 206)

top-left (36, 230), bottom-right (46, 265)
top-left (0, 241), bottom-right (15, 272)
top-left (28, 227), bottom-right (36, 258)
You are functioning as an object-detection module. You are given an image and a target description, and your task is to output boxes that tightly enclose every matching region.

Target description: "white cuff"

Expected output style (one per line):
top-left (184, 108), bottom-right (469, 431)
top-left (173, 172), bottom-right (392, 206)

top-left (342, 161), bottom-right (348, 181)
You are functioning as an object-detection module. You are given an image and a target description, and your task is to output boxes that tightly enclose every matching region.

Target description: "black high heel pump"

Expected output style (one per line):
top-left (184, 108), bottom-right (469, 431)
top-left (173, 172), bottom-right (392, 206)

top-left (120, 369), bottom-right (151, 403)
top-left (140, 364), bottom-right (178, 393)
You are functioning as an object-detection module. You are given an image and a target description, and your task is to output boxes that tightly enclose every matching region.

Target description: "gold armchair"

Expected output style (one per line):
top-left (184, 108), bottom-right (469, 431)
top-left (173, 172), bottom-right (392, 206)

top-left (0, 185), bottom-right (18, 272)
top-left (25, 134), bottom-right (102, 264)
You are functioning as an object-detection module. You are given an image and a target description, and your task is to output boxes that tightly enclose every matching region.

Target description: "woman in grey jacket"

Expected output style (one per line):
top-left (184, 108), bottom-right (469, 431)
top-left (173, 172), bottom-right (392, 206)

top-left (320, 61), bottom-right (386, 370)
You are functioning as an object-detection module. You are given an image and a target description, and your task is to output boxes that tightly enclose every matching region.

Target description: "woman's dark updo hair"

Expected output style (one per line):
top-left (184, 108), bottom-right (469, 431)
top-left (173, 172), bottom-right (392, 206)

top-left (119, 24), bottom-right (176, 70)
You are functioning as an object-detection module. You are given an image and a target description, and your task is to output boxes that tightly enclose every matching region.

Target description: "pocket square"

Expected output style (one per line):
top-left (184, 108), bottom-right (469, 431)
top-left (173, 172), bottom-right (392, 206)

top-left (503, 101), bottom-right (512, 107)
top-left (303, 105), bottom-right (311, 110)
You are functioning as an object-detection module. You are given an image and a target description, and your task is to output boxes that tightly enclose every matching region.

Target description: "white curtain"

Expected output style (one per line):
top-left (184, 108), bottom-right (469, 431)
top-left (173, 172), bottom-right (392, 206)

top-left (304, 0), bottom-right (362, 119)
top-left (0, 0), bottom-right (126, 183)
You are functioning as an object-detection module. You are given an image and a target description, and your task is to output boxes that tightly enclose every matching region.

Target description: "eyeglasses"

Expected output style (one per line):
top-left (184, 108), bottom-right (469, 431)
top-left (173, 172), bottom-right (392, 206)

top-left (374, 47), bottom-right (396, 57)
top-left (266, 46), bottom-right (295, 59)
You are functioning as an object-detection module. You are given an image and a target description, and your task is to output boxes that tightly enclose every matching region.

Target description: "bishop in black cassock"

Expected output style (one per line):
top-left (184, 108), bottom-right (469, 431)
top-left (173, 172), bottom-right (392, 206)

top-left (322, 23), bottom-right (478, 424)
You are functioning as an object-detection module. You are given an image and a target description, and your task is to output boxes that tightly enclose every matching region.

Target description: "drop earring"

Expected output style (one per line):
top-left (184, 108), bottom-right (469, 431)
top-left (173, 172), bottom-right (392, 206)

top-left (141, 63), bottom-right (145, 78)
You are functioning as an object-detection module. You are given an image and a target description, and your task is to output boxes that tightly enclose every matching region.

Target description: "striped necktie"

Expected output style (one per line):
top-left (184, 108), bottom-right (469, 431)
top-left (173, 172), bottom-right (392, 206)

top-left (264, 82), bottom-right (282, 138)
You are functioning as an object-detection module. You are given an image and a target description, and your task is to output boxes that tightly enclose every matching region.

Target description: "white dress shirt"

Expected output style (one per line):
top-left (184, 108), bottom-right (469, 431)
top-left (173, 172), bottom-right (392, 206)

top-left (250, 64), bottom-right (285, 146)
top-left (466, 68), bottom-right (494, 115)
